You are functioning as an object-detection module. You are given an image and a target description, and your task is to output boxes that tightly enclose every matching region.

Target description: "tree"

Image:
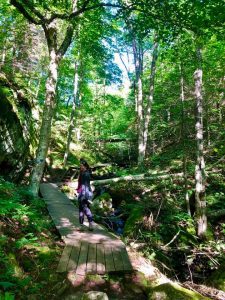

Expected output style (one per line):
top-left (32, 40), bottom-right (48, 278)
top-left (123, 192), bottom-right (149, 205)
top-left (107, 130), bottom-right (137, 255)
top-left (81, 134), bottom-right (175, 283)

top-left (194, 44), bottom-right (207, 238)
top-left (63, 59), bottom-right (79, 167)
top-left (10, 0), bottom-right (122, 195)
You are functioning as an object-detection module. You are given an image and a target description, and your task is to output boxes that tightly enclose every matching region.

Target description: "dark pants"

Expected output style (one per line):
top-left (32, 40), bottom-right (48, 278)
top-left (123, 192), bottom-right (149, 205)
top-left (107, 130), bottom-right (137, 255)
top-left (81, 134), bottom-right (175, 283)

top-left (79, 204), bottom-right (93, 224)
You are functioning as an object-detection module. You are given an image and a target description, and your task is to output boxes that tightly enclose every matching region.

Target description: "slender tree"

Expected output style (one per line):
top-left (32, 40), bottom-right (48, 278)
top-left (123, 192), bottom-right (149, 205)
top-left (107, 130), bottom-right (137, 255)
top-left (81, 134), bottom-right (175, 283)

top-left (179, 62), bottom-right (191, 215)
top-left (194, 45), bottom-right (207, 238)
top-left (139, 33), bottom-right (158, 166)
top-left (63, 59), bottom-right (79, 167)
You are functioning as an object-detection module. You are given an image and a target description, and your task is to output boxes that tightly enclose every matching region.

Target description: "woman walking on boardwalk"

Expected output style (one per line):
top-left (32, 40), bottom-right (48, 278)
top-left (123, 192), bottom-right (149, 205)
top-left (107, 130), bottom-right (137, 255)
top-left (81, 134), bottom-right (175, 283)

top-left (77, 160), bottom-right (94, 231)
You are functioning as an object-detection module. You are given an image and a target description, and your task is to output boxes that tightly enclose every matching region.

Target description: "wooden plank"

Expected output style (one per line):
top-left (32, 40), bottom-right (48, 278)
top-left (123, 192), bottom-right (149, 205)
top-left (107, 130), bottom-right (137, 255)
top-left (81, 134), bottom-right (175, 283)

top-left (40, 183), bottom-right (133, 275)
top-left (67, 242), bottom-right (81, 271)
top-left (57, 245), bottom-right (73, 272)
top-left (104, 244), bottom-right (115, 272)
top-left (120, 246), bottom-right (133, 271)
top-left (112, 246), bottom-right (124, 271)
top-left (96, 244), bottom-right (105, 274)
top-left (86, 243), bottom-right (97, 274)
top-left (76, 242), bottom-right (89, 275)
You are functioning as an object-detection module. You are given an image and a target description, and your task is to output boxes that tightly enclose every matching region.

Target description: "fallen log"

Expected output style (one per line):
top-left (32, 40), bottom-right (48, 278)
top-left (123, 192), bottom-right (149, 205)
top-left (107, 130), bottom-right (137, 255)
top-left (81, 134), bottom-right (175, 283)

top-left (91, 172), bottom-right (184, 186)
top-left (208, 209), bottom-right (225, 219)
top-left (183, 281), bottom-right (225, 300)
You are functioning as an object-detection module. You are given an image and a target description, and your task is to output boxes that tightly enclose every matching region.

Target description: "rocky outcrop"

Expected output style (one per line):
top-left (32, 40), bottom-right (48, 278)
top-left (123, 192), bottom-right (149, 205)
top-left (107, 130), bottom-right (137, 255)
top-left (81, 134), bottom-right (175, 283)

top-left (0, 74), bottom-right (35, 181)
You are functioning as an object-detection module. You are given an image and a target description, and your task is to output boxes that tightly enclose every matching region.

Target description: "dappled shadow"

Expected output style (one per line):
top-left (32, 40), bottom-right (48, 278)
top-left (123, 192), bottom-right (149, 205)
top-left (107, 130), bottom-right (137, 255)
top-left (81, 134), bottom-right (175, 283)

top-left (61, 270), bottom-right (148, 300)
top-left (40, 183), bottom-right (133, 276)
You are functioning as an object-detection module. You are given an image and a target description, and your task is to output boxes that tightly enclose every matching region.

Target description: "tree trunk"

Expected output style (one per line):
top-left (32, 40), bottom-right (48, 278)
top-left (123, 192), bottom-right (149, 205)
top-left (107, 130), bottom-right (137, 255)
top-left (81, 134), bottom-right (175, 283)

top-left (137, 75), bottom-right (144, 164)
top-left (138, 35), bottom-right (159, 166)
top-left (63, 60), bottom-right (79, 167)
top-left (132, 38), bottom-right (145, 166)
top-left (208, 209), bottom-right (225, 219)
top-left (179, 63), bottom-right (190, 215)
top-left (30, 25), bottom-right (58, 195)
top-left (194, 48), bottom-right (207, 238)
top-left (1, 43), bottom-right (6, 66)
top-left (205, 102), bottom-right (211, 146)
top-left (92, 172), bottom-right (184, 186)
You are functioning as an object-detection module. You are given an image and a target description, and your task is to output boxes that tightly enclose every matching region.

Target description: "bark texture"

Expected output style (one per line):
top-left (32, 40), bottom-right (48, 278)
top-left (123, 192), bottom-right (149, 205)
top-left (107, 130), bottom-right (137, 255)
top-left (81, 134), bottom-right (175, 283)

top-left (63, 60), bottom-right (79, 167)
top-left (138, 36), bottom-right (159, 166)
top-left (179, 63), bottom-right (190, 215)
top-left (194, 48), bottom-right (207, 238)
top-left (136, 34), bottom-right (159, 167)
top-left (92, 172), bottom-right (184, 186)
top-left (30, 24), bottom-right (59, 195)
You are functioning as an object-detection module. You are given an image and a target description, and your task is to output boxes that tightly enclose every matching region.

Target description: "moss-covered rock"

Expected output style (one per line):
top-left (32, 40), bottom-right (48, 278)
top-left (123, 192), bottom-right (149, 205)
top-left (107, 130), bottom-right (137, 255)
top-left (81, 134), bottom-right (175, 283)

top-left (148, 282), bottom-right (210, 300)
top-left (0, 84), bottom-right (32, 181)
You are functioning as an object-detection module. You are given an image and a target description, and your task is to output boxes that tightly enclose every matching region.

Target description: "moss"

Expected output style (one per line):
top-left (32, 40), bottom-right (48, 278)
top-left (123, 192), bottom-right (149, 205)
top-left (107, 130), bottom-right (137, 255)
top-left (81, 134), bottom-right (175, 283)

top-left (148, 282), bottom-right (210, 300)
top-left (127, 271), bottom-right (150, 289)
top-left (7, 253), bottom-right (24, 278)
top-left (86, 274), bottom-right (103, 282)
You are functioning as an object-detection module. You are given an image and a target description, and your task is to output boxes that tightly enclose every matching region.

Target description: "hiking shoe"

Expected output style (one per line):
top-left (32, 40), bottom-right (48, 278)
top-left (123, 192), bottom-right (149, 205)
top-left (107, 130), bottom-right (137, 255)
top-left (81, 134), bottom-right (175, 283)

top-left (88, 222), bottom-right (94, 231)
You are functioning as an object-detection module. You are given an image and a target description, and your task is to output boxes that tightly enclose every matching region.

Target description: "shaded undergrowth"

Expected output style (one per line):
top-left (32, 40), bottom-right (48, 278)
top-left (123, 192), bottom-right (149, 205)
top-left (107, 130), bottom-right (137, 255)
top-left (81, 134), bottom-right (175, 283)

top-left (0, 177), bottom-right (64, 299)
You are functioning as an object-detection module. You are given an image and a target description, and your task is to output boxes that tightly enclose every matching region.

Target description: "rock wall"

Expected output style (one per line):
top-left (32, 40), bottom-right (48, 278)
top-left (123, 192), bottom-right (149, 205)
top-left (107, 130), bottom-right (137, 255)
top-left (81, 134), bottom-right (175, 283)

top-left (0, 82), bottom-right (33, 181)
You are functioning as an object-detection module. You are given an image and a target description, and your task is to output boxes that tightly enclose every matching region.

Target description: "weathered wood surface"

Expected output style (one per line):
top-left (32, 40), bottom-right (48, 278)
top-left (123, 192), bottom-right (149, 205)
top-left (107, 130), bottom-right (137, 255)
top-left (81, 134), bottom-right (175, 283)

top-left (40, 183), bottom-right (132, 274)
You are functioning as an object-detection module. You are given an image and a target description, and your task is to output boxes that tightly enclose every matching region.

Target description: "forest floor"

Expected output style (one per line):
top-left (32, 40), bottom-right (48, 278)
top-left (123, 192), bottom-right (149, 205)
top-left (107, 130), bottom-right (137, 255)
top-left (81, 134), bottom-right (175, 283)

top-left (1, 165), bottom-right (225, 300)
top-left (1, 212), bottom-right (224, 300)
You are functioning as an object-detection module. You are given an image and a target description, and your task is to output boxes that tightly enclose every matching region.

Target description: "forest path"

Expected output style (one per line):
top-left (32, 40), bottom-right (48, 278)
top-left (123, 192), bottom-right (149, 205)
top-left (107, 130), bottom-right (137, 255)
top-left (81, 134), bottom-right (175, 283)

top-left (40, 183), bottom-right (133, 275)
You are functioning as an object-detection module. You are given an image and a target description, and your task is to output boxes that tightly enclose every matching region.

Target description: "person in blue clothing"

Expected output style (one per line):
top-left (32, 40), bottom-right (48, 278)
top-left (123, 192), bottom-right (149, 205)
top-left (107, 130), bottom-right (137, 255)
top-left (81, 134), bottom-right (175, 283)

top-left (76, 160), bottom-right (93, 231)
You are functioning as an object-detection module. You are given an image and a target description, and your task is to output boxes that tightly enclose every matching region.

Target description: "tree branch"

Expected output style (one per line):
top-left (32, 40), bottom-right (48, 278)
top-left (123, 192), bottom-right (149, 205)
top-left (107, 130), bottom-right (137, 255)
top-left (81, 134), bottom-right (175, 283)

top-left (23, 0), bottom-right (46, 22)
top-left (57, 24), bottom-right (75, 58)
top-left (10, 0), bottom-right (44, 25)
top-left (69, 2), bottom-right (124, 19)
top-left (46, 1), bottom-right (125, 23)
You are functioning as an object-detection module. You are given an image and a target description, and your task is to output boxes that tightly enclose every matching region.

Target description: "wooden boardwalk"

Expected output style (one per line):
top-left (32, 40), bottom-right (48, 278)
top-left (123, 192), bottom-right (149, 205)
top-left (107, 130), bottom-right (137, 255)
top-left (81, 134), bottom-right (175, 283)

top-left (40, 183), bottom-right (133, 275)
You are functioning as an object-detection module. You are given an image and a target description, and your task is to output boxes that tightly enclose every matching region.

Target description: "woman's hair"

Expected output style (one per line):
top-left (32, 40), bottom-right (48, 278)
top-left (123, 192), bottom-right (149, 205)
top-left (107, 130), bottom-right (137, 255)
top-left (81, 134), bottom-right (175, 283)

top-left (80, 159), bottom-right (90, 170)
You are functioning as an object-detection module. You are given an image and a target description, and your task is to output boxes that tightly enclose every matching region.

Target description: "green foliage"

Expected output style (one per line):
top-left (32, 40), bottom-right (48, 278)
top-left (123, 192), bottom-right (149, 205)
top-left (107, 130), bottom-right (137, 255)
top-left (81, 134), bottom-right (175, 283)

top-left (92, 193), bottom-right (113, 216)
top-left (15, 234), bottom-right (38, 249)
top-left (124, 204), bottom-right (144, 235)
top-left (0, 291), bottom-right (15, 300)
top-left (0, 178), bottom-right (25, 216)
top-left (0, 0), bottom-right (225, 294)
top-left (0, 178), bottom-right (60, 298)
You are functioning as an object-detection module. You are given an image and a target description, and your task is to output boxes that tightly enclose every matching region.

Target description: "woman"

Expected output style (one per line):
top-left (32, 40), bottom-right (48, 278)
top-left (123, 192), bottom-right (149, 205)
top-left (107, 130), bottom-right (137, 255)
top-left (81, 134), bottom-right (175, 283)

top-left (77, 160), bottom-right (93, 231)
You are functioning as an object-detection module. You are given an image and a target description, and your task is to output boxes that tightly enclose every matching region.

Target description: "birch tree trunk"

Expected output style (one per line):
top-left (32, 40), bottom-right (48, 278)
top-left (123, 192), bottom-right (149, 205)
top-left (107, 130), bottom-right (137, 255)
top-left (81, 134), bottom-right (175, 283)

top-left (132, 38), bottom-right (144, 166)
top-left (137, 74), bottom-right (144, 163)
top-left (30, 24), bottom-right (59, 195)
top-left (179, 63), bottom-right (190, 215)
top-left (138, 35), bottom-right (158, 166)
top-left (194, 47), bottom-right (207, 238)
top-left (63, 60), bottom-right (79, 167)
